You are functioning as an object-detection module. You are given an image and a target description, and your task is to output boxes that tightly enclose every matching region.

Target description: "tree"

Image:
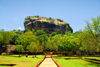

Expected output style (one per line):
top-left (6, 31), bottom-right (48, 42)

top-left (35, 30), bottom-right (46, 36)
top-left (32, 28), bottom-right (35, 33)
top-left (15, 31), bottom-right (37, 51)
top-left (65, 31), bottom-right (73, 36)
top-left (35, 30), bottom-right (48, 51)
top-left (73, 30), bottom-right (82, 37)
top-left (10, 34), bottom-right (19, 45)
top-left (0, 33), bottom-right (3, 47)
top-left (60, 35), bottom-right (77, 53)
top-left (15, 45), bottom-right (24, 57)
top-left (1, 31), bottom-right (16, 46)
top-left (83, 16), bottom-right (100, 54)
top-left (49, 17), bottom-right (51, 19)
top-left (50, 32), bottom-right (57, 37)
top-left (27, 41), bottom-right (43, 57)
top-left (36, 15), bottom-right (39, 17)
top-left (49, 35), bottom-right (62, 51)
top-left (79, 30), bottom-right (97, 54)
top-left (13, 29), bottom-right (16, 31)
top-left (0, 29), bottom-right (5, 33)
top-left (84, 16), bottom-right (100, 43)
top-left (25, 28), bottom-right (31, 32)
top-left (50, 32), bottom-right (57, 40)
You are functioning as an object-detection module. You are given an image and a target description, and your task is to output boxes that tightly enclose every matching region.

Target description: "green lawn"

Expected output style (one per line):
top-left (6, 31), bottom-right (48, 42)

top-left (0, 54), bottom-right (44, 67)
top-left (1, 54), bottom-right (100, 67)
top-left (53, 55), bottom-right (100, 67)
top-left (82, 57), bottom-right (100, 59)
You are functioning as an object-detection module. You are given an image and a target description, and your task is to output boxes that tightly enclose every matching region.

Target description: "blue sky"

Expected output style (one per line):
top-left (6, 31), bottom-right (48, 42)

top-left (0, 0), bottom-right (100, 33)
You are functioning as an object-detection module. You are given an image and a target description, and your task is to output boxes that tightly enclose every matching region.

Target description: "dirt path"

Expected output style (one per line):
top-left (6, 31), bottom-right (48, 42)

top-left (38, 58), bottom-right (57, 67)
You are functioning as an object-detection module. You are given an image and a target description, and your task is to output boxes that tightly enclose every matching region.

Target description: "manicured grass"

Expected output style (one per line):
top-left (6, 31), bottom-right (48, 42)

top-left (1, 54), bottom-right (100, 67)
top-left (82, 57), bottom-right (100, 59)
top-left (53, 55), bottom-right (100, 67)
top-left (0, 54), bottom-right (44, 67)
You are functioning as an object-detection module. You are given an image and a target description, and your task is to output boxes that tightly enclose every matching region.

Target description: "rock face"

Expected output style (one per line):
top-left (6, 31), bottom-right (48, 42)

top-left (6, 45), bottom-right (15, 53)
top-left (24, 16), bottom-right (73, 34)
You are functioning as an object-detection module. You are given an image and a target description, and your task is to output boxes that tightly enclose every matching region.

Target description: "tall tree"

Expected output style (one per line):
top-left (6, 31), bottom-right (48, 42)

top-left (10, 34), bottom-right (19, 45)
top-left (27, 41), bottom-right (43, 57)
top-left (84, 16), bottom-right (100, 43)
top-left (84, 16), bottom-right (100, 53)
top-left (15, 45), bottom-right (24, 57)
top-left (0, 33), bottom-right (3, 47)
top-left (15, 31), bottom-right (37, 51)
top-left (35, 30), bottom-right (48, 51)
top-left (1, 31), bottom-right (16, 46)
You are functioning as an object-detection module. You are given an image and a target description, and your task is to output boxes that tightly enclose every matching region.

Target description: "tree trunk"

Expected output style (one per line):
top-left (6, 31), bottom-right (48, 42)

top-left (35, 52), bottom-right (37, 57)
top-left (19, 52), bottom-right (20, 57)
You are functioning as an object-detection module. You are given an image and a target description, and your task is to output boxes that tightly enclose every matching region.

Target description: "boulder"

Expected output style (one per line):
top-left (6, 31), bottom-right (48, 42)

top-left (6, 45), bottom-right (15, 53)
top-left (24, 16), bottom-right (73, 34)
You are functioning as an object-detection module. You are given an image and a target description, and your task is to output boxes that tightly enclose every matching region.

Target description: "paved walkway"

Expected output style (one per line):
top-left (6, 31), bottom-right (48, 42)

top-left (38, 58), bottom-right (57, 67)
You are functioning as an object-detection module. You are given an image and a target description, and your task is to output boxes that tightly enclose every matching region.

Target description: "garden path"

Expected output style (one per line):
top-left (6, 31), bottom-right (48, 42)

top-left (38, 52), bottom-right (58, 67)
top-left (38, 58), bottom-right (57, 67)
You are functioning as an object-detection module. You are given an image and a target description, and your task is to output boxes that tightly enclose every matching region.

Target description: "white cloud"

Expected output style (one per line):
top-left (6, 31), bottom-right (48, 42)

top-left (4, 27), bottom-right (7, 29)
top-left (18, 27), bottom-right (23, 30)
top-left (3, 27), bottom-right (10, 31)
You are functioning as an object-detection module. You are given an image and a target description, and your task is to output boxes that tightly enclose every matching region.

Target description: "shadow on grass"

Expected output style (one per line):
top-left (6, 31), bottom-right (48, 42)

top-left (2, 54), bottom-right (25, 57)
top-left (0, 64), bottom-right (16, 66)
top-left (65, 58), bottom-right (82, 60)
top-left (87, 62), bottom-right (100, 67)
top-left (84, 58), bottom-right (100, 61)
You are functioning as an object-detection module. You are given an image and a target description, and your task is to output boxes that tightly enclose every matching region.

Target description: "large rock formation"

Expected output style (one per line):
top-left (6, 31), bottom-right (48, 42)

top-left (24, 16), bottom-right (73, 34)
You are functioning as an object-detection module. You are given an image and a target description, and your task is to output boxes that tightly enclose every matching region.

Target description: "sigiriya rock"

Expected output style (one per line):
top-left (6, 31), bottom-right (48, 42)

top-left (24, 16), bottom-right (73, 34)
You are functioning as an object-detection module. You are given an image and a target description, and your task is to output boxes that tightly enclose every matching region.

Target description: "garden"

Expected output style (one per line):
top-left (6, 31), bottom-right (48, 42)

top-left (0, 54), bottom-right (100, 67)
top-left (0, 16), bottom-right (100, 67)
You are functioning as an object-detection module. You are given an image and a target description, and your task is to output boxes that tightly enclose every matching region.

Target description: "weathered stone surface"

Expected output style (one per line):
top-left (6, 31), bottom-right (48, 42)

top-left (24, 16), bottom-right (73, 34)
top-left (6, 45), bottom-right (15, 53)
top-left (0, 47), bottom-right (6, 54)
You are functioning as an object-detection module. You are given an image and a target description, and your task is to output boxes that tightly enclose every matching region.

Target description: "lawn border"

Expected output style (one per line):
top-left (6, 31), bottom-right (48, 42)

top-left (51, 58), bottom-right (62, 67)
top-left (34, 55), bottom-right (46, 67)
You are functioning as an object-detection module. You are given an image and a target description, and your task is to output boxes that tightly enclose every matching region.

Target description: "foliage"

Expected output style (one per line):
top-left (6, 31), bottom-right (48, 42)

top-left (15, 31), bottom-right (37, 50)
top-left (27, 41), bottom-right (43, 57)
top-left (15, 45), bottom-right (24, 57)
top-left (84, 16), bottom-right (100, 43)
top-left (49, 35), bottom-right (62, 51)
top-left (0, 33), bottom-right (3, 47)
top-left (0, 29), bottom-right (5, 33)
top-left (10, 34), bottom-right (19, 45)
top-left (60, 35), bottom-right (77, 52)
top-left (49, 17), bottom-right (51, 19)
top-left (13, 29), bottom-right (16, 31)
top-left (37, 15), bottom-right (39, 17)
top-left (50, 32), bottom-right (57, 40)
top-left (0, 31), bottom-right (16, 46)
top-left (35, 30), bottom-right (45, 36)
top-left (25, 28), bottom-right (31, 32)
top-left (15, 45), bottom-right (24, 52)
top-left (35, 30), bottom-right (48, 51)
top-left (0, 15), bottom-right (100, 54)
top-left (82, 16), bottom-right (100, 53)
top-left (65, 31), bottom-right (73, 36)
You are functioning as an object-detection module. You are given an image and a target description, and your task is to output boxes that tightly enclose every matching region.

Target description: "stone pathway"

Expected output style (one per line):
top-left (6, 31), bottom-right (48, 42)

top-left (38, 58), bottom-right (57, 67)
